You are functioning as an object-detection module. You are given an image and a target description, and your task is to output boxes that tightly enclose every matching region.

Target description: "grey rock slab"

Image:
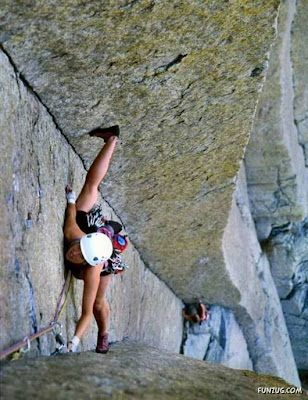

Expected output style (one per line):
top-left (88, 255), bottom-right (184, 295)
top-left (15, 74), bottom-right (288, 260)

top-left (281, 285), bottom-right (308, 317)
top-left (286, 314), bottom-right (308, 370)
top-left (0, 0), bottom-right (280, 302)
top-left (292, 0), bottom-right (308, 166)
top-left (183, 331), bottom-right (211, 360)
top-left (260, 218), bottom-right (308, 371)
top-left (244, 0), bottom-right (308, 376)
top-left (245, 0), bottom-right (308, 228)
top-left (183, 305), bottom-right (253, 370)
top-left (0, 0), bottom-right (303, 387)
top-left (1, 342), bottom-right (306, 400)
top-left (266, 219), bottom-right (308, 299)
top-left (222, 163), bottom-right (300, 386)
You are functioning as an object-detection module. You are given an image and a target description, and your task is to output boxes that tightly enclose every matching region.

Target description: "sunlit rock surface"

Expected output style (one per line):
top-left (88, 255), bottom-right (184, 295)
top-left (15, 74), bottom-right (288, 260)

top-left (0, 0), bottom-right (280, 303)
top-left (0, 0), bottom-right (306, 388)
top-left (245, 0), bottom-right (308, 373)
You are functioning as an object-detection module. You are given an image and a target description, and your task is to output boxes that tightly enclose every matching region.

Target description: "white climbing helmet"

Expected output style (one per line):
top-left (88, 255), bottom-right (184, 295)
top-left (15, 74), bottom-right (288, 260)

top-left (80, 232), bottom-right (113, 266)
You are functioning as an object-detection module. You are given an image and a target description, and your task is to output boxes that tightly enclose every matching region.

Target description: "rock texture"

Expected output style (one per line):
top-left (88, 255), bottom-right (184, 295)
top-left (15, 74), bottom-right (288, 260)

top-left (244, 0), bottom-right (308, 372)
top-left (260, 219), bottom-right (308, 371)
top-left (0, 0), bottom-right (280, 303)
top-left (182, 305), bottom-right (253, 370)
top-left (0, 0), bottom-right (306, 390)
top-left (223, 163), bottom-right (299, 385)
top-left (1, 343), bottom-right (306, 400)
top-left (292, 0), bottom-right (308, 168)
top-left (0, 50), bottom-right (183, 357)
top-left (245, 0), bottom-right (308, 231)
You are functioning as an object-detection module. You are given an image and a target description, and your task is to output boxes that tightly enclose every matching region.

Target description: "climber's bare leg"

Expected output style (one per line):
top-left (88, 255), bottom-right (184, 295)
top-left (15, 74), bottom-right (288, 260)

top-left (67, 265), bottom-right (102, 351)
top-left (76, 136), bottom-right (118, 213)
top-left (93, 274), bottom-right (112, 334)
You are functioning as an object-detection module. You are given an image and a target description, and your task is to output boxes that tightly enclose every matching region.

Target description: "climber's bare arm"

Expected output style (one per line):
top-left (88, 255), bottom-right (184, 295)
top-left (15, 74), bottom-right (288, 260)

top-left (182, 310), bottom-right (191, 321)
top-left (64, 203), bottom-right (84, 242)
top-left (198, 303), bottom-right (207, 320)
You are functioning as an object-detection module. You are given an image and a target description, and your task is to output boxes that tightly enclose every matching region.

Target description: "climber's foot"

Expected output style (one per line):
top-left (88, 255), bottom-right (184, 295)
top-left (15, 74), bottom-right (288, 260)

top-left (96, 332), bottom-right (109, 354)
top-left (88, 125), bottom-right (120, 143)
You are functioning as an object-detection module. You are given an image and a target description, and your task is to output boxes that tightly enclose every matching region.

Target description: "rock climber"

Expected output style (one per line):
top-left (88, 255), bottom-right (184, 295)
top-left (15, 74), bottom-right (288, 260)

top-left (182, 301), bottom-right (209, 325)
top-left (63, 126), bottom-right (128, 354)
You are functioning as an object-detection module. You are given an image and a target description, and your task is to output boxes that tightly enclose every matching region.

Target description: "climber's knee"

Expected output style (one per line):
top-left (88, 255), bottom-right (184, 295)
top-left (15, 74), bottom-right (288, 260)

top-left (93, 297), bottom-right (108, 312)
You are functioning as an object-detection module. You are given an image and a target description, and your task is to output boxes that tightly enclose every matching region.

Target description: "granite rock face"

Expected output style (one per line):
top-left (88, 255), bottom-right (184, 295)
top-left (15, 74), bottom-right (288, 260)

top-left (245, 0), bottom-right (308, 372)
top-left (1, 343), bottom-right (306, 400)
top-left (222, 163), bottom-right (299, 385)
top-left (179, 156), bottom-right (300, 386)
top-left (0, 0), bottom-right (280, 303)
top-left (261, 219), bottom-right (308, 371)
top-left (0, 50), bottom-right (183, 357)
top-left (245, 0), bottom-right (308, 232)
top-left (292, 0), bottom-right (308, 167)
top-left (0, 0), bottom-right (306, 389)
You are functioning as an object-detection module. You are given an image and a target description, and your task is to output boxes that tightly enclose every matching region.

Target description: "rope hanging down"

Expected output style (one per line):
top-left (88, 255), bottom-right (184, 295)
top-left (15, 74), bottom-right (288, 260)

top-left (0, 271), bottom-right (72, 361)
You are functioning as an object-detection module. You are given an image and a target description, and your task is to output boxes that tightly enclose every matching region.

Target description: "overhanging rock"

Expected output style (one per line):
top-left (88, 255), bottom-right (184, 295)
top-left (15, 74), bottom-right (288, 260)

top-left (0, 0), bottom-right (280, 303)
top-left (1, 0), bottom-right (302, 387)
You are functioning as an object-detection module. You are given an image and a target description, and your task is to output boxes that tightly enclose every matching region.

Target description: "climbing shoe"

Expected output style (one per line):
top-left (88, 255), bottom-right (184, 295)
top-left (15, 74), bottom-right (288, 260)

top-left (89, 125), bottom-right (120, 142)
top-left (96, 332), bottom-right (109, 354)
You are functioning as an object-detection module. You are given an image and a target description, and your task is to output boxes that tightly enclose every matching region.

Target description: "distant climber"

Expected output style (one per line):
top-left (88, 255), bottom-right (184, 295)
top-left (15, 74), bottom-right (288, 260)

top-left (64, 126), bottom-right (129, 354)
top-left (182, 301), bottom-right (209, 325)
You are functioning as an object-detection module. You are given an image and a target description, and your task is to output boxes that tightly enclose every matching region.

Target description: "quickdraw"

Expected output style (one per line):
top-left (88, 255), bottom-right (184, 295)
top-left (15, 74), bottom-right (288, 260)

top-left (50, 323), bottom-right (66, 356)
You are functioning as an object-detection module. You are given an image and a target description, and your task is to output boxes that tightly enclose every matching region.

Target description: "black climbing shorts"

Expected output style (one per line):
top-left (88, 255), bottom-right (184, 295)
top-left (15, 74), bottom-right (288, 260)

top-left (76, 204), bottom-right (122, 235)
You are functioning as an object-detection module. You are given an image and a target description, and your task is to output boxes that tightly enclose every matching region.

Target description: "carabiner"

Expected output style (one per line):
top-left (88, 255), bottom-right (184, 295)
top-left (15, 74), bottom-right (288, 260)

top-left (20, 337), bottom-right (31, 354)
top-left (51, 322), bottom-right (62, 336)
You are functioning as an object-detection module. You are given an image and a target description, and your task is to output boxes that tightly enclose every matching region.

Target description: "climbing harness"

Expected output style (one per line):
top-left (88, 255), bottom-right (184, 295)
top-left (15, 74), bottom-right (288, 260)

top-left (105, 250), bottom-right (129, 274)
top-left (0, 271), bottom-right (72, 361)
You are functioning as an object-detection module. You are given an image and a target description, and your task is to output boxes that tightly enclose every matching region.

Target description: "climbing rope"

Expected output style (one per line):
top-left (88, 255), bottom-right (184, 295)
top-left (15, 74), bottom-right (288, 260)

top-left (0, 270), bottom-right (72, 361)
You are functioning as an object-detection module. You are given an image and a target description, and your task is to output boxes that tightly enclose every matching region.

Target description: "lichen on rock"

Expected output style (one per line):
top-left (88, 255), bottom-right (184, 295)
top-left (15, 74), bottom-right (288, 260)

top-left (1, 0), bottom-right (306, 390)
top-left (0, 0), bottom-right (280, 303)
top-left (1, 343), bottom-right (306, 400)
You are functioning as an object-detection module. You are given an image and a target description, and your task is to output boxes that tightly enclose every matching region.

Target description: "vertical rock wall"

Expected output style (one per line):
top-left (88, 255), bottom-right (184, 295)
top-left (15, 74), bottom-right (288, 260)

top-left (292, 0), bottom-right (308, 168)
top-left (222, 163), bottom-right (300, 386)
top-left (286, 0), bottom-right (308, 374)
top-left (182, 0), bottom-right (307, 385)
top-left (0, 49), bottom-right (183, 356)
top-left (0, 0), bottom-right (305, 389)
top-left (183, 305), bottom-right (253, 371)
top-left (245, 0), bottom-right (308, 230)
top-left (183, 153), bottom-right (302, 386)
top-left (245, 0), bottom-right (308, 374)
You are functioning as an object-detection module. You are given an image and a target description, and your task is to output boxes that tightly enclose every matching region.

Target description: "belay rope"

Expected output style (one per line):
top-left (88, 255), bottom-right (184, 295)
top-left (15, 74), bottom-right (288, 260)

top-left (0, 270), bottom-right (72, 361)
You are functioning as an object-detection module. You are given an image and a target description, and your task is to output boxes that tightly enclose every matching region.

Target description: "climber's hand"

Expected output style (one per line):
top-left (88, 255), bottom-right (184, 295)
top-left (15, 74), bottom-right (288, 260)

top-left (66, 185), bottom-right (76, 204)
